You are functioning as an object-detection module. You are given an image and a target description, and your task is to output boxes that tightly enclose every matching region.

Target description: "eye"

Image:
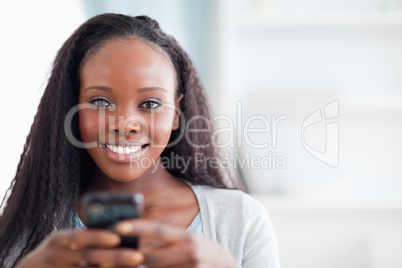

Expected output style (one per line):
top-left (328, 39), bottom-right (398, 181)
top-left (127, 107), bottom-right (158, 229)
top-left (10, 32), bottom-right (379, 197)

top-left (139, 100), bottom-right (162, 110)
top-left (90, 98), bottom-right (111, 108)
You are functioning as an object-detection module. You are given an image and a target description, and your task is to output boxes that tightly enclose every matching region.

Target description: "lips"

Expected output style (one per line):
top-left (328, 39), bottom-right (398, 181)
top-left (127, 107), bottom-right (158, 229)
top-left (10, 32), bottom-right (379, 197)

top-left (100, 141), bottom-right (147, 147)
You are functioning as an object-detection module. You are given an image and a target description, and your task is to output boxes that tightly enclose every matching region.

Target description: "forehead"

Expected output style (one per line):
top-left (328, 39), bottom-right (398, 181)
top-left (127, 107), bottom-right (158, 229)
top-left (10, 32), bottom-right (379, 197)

top-left (79, 38), bottom-right (176, 90)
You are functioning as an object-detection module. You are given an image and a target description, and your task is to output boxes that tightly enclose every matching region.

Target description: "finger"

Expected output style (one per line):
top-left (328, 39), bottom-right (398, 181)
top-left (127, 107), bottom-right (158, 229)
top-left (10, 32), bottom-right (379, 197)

top-left (49, 229), bottom-right (121, 250)
top-left (142, 243), bottom-right (194, 268)
top-left (141, 232), bottom-right (205, 268)
top-left (32, 248), bottom-right (82, 267)
top-left (116, 220), bottom-right (187, 244)
top-left (162, 263), bottom-right (197, 268)
top-left (66, 248), bottom-right (144, 267)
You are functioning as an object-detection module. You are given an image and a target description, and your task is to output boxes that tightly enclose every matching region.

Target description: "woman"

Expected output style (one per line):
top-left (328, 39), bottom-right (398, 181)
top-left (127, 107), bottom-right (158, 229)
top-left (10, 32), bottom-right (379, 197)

top-left (0, 13), bottom-right (279, 267)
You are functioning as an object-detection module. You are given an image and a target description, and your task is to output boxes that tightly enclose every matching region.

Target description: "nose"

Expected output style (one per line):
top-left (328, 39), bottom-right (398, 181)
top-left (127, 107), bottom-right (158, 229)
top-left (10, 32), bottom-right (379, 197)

top-left (122, 120), bottom-right (141, 136)
top-left (108, 115), bottom-right (142, 136)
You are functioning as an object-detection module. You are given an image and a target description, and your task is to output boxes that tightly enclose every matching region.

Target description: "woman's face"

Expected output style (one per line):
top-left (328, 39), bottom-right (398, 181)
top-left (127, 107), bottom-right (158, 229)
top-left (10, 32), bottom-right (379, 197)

top-left (78, 38), bottom-right (180, 182)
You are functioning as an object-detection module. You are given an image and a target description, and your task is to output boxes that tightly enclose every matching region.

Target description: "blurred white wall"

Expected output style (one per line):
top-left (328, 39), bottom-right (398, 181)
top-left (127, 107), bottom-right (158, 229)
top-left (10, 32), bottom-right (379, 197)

top-left (0, 0), bottom-right (86, 199)
top-left (215, 0), bottom-right (402, 196)
top-left (215, 0), bottom-right (402, 267)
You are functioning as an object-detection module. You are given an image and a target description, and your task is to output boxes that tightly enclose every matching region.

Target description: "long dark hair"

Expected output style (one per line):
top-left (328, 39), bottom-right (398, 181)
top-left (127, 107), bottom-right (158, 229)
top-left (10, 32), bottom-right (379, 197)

top-left (0, 13), bottom-right (238, 267)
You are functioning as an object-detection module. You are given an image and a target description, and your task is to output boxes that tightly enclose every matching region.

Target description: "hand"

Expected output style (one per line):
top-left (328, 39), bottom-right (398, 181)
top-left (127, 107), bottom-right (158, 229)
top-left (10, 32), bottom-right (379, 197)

top-left (116, 220), bottom-right (237, 268)
top-left (17, 229), bottom-right (144, 268)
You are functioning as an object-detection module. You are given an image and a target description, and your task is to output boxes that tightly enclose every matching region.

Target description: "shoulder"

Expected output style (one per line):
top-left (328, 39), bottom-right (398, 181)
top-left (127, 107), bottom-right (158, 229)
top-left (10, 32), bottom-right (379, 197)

top-left (189, 184), bottom-right (270, 234)
top-left (190, 184), bottom-right (280, 267)
top-left (190, 184), bottom-right (265, 216)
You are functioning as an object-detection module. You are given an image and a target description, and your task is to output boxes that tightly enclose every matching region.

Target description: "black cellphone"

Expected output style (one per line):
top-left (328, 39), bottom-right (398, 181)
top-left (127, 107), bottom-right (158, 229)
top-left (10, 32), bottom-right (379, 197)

top-left (81, 192), bottom-right (144, 249)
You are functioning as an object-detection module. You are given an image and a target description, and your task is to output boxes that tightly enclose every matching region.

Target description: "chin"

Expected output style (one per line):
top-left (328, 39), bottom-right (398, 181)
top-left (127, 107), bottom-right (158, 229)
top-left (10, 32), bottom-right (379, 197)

top-left (104, 167), bottom-right (147, 183)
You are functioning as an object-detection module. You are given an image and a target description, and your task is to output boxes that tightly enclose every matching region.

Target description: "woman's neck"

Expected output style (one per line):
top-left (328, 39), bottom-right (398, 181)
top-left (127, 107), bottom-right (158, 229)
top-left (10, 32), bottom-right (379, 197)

top-left (83, 162), bottom-right (186, 210)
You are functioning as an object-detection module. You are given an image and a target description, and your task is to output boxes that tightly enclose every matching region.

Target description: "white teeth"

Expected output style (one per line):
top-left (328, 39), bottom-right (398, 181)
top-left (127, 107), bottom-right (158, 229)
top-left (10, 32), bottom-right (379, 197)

top-left (105, 144), bottom-right (144, 154)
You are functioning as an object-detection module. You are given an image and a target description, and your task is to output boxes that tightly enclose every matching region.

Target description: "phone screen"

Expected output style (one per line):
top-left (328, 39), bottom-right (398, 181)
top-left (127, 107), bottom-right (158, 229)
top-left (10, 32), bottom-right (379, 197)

top-left (82, 192), bottom-right (143, 248)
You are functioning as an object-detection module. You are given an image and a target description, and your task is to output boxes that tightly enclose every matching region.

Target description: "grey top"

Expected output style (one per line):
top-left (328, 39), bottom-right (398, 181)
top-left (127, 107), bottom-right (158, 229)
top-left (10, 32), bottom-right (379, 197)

top-left (187, 183), bottom-right (280, 268)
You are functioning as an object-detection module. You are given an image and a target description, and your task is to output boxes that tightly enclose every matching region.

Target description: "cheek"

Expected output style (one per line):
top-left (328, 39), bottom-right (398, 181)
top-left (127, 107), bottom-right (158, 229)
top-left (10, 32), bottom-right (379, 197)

top-left (79, 110), bottom-right (102, 142)
top-left (152, 111), bottom-right (176, 144)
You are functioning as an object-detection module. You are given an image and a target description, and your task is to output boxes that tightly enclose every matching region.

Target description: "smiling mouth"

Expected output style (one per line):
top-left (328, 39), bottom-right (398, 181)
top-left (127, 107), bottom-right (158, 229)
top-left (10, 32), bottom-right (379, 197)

top-left (100, 143), bottom-right (148, 154)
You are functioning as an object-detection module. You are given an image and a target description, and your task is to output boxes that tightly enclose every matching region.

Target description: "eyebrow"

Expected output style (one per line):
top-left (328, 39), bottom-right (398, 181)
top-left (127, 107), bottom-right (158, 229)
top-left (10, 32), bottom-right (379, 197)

top-left (84, 86), bottom-right (167, 93)
top-left (137, 87), bottom-right (167, 94)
